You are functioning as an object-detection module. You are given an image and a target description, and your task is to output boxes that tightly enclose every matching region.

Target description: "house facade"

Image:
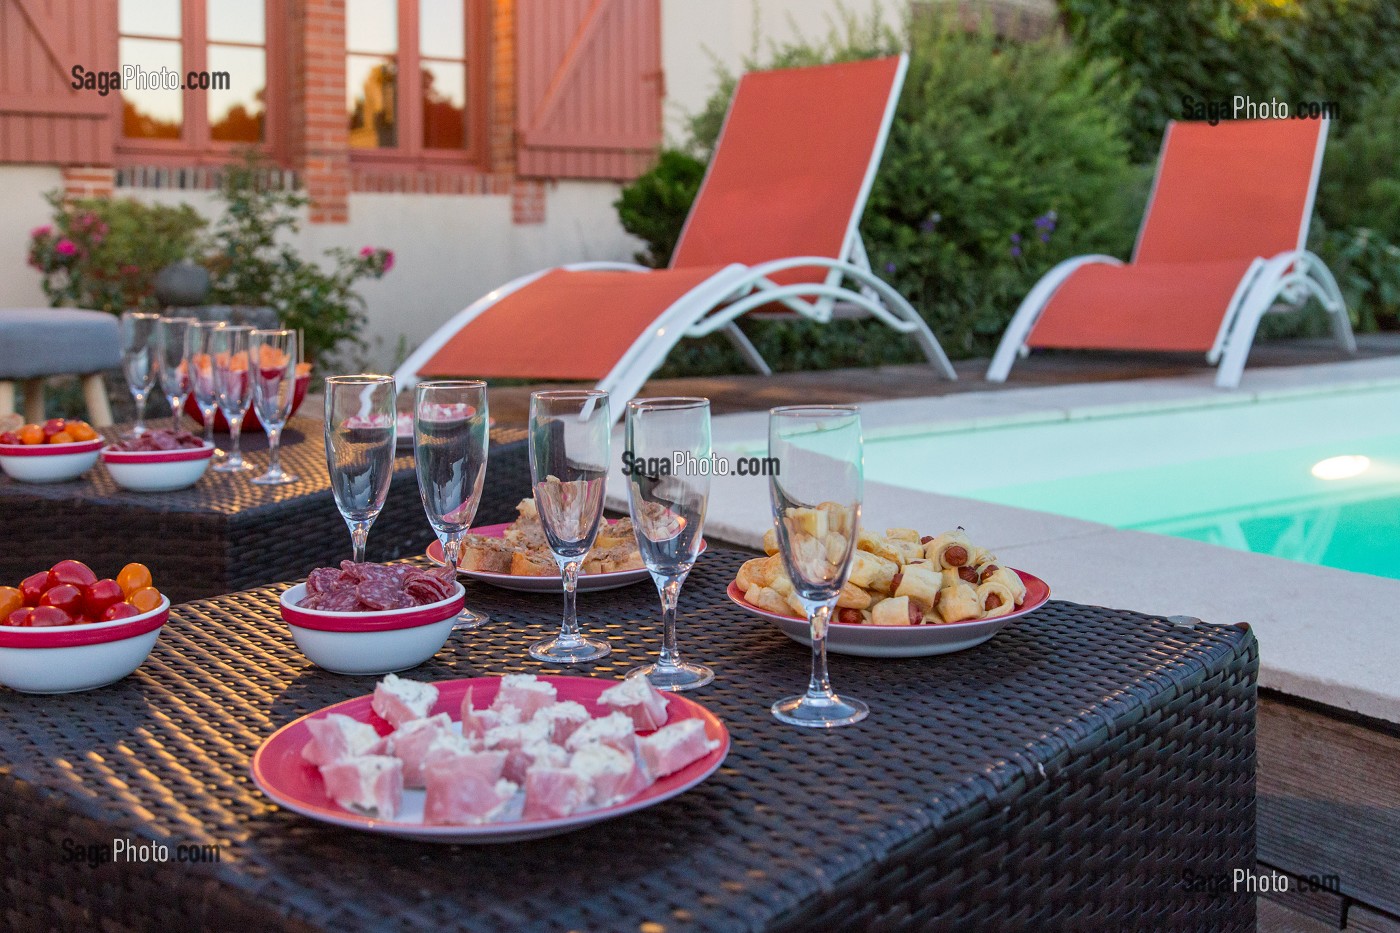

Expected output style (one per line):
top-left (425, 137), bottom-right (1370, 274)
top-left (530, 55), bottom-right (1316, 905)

top-left (0, 0), bottom-right (901, 365)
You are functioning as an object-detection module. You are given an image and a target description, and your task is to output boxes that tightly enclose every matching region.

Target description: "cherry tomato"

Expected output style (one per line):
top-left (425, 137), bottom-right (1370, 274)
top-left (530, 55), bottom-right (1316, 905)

top-left (0, 586), bottom-right (21, 619)
top-left (29, 605), bottom-right (71, 627)
top-left (65, 421), bottom-right (98, 442)
top-left (40, 584), bottom-right (83, 617)
top-left (102, 602), bottom-right (140, 622)
top-left (6, 607), bottom-right (35, 627)
top-left (17, 424), bottom-right (43, 445)
top-left (0, 431), bottom-right (17, 445)
top-left (20, 571), bottom-right (52, 606)
top-left (49, 559), bottom-right (98, 588)
top-left (127, 586), bottom-right (162, 614)
top-left (82, 579), bottom-right (124, 620)
top-left (41, 418), bottom-right (66, 439)
top-left (49, 431), bottom-right (74, 444)
top-left (116, 563), bottom-right (153, 597)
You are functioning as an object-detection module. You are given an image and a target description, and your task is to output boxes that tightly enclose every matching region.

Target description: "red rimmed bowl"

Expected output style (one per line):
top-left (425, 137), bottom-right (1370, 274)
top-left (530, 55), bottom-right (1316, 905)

top-left (102, 442), bottom-right (215, 492)
top-left (0, 438), bottom-right (102, 483)
top-left (185, 372), bottom-right (310, 433)
top-left (0, 595), bottom-right (169, 693)
top-left (278, 581), bottom-right (466, 675)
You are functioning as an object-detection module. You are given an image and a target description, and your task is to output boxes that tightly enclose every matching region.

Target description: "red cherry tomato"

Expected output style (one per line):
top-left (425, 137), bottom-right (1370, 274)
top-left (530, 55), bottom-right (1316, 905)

top-left (0, 585), bottom-right (22, 620)
top-left (5, 607), bottom-right (35, 627)
top-left (20, 571), bottom-right (52, 606)
top-left (29, 605), bottom-right (72, 627)
top-left (101, 602), bottom-right (141, 622)
top-left (49, 559), bottom-right (98, 588)
top-left (41, 418), bottom-right (66, 439)
top-left (82, 579), bottom-right (124, 620)
top-left (0, 431), bottom-right (17, 445)
top-left (40, 583), bottom-right (84, 618)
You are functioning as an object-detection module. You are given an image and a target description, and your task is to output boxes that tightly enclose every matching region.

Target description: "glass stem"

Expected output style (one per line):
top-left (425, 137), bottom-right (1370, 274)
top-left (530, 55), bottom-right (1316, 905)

top-left (200, 405), bottom-right (217, 448)
top-left (266, 424), bottom-right (283, 475)
top-left (656, 574), bottom-right (685, 671)
top-left (170, 397), bottom-right (182, 431)
top-left (227, 414), bottom-right (243, 461)
top-left (443, 533), bottom-right (463, 572)
top-left (559, 557), bottom-right (582, 644)
top-left (806, 601), bottom-right (835, 701)
top-left (132, 390), bottom-right (147, 432)
top-left (348, 521), bottom-right (371, 562)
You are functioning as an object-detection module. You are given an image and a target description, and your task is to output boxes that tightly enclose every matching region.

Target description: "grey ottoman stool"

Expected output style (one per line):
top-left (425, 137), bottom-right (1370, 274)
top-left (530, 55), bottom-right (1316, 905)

top-left (0, 308), bottom-right (120, 426)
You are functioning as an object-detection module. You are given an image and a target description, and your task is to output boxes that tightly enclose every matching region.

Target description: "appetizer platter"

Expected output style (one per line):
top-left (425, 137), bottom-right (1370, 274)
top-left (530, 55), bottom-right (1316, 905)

top-left (251, 672), bottom-right (729, 843)
top-left (729, 521), bottom-right (1049, 657)
top-left (427, 498), bottom-right (704, 592)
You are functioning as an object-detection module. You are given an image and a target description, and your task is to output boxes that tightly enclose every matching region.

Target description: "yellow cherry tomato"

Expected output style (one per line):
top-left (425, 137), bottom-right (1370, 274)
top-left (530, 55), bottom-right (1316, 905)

top-left (117, 563), bottom-right (153, 597)
top-left (127, 586), bottom-right (162, 614)
top-left (0, 586), bottom-right (22, 620)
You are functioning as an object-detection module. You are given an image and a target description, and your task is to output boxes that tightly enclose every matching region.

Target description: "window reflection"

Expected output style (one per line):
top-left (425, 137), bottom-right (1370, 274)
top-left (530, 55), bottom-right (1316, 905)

top-left (209, 45), bottom-right (265, 142)
top-left (422, 61), bottom-right (465, 148)
top-left (120, 36), bottom-right (183, 139)
top-left (347, 0), bottom-right (398, 148)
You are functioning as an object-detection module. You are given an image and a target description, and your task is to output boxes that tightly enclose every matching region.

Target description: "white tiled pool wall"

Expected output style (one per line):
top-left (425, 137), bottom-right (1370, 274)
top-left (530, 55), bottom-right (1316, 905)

top-left (606, 356), bottom-right (1400, 724)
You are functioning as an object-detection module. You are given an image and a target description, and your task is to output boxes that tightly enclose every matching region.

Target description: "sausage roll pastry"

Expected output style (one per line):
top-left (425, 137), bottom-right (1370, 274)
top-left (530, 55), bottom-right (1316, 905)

top-left (976, 580), bottom-right (1018, 619)
top-left (893, 564), bottom-right (941, 609)
top-left (871, 595), bottom-right (916, 626)
top-left (745, 585), bottom-right (799, 618)
top-left (979, 565), bottom-right (1026, 604)
top-left (924, 530), bottom-right (975, 570)
top-left (848, 550), bottom-right (900, 593)
top-left (735, 557), bottom-right (768, 593)
top-left (936, 567), bottom-right (983, 623)
top-left (762, 527), bottom-right (780, 556)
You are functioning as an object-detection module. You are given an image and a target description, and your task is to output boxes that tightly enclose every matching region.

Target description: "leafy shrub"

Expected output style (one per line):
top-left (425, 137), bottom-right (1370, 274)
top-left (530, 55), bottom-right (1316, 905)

top-left (637, 8), bottom-right (1145, 374)
top-left (614, 149), bottom-right (706, 267)
top-left (27, 194), bottom-right (205, 313)
top-left (202, 154), bottom-right (393, 369)
top-left (1059, 0), bottom-right (1400, 161)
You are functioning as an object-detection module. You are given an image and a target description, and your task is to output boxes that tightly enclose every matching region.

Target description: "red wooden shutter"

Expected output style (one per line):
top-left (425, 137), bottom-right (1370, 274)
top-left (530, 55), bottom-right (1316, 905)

top-left (0, 0), bottom-right (117, 165)
top-left (515, 0), bottom-right (662, 180)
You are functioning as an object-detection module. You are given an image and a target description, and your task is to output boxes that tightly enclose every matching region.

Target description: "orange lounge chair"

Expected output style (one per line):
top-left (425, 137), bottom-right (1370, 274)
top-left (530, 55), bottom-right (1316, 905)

top-left (986, 118), bottom-right (1353, 388)
top-left (394, 55), bottom-right (955, 412)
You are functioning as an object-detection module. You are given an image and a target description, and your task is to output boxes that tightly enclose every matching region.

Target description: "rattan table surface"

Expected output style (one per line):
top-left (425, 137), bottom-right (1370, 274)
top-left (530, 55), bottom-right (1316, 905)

top-left (0, 549), bottom-right (1258, 932)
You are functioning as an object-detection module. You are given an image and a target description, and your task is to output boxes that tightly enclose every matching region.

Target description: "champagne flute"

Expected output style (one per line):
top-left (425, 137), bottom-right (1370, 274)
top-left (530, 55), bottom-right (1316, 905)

top-left (624, 397), bottom-right (714, 691)
top-left (414, 381), bottom-right (490, 630)
top-left (155, 316), bottom-right (195, 431)
top-left (187, 321), bottom-right (226, 460)
top-left (528, 389), bottom-right (611, 664)
top-left (210, 325), bottom-right (254, 472)
top-left (120, 311), bottom-right (160, 436)
top-left (325, 375), bottom-right (396, 562)
top-left (768, 405), bottom-right (868, 728)
top-left (249, 329), bottom-right (299, 485)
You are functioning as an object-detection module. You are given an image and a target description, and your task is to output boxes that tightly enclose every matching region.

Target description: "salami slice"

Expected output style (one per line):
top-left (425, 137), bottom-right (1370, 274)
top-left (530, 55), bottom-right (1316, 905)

top-left (298, 562), bottom-right (455, 611)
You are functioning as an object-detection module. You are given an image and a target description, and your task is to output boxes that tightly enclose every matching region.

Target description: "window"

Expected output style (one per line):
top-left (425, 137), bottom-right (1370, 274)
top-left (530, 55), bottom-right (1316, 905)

top-left (348, 0), bottom-right (483, 163)
top-left (118, 0), bottom-right (270, 151)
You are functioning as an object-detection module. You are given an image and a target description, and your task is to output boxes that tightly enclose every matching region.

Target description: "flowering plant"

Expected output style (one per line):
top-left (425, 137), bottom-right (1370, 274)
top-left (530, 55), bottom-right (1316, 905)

top-left (26, 193), bottom-right (205, 313)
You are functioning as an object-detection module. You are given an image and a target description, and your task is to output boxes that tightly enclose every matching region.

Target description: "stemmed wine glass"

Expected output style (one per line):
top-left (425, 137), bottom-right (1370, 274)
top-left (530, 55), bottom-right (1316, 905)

top-left (249, 329), bottom-right (299, 485)
top-left (414, 381), bottom-right (490, 630)
top-left (768, 405), bottom-right (868, 728)
top-left (325, 375), bottom-right (397, 562)
top-left (155, 316), bottom-right (195, 431)
top-left (624, 397), bottom-right (714, 691)
top-left (187, 321), bottom-right (226, 460)
top-left (210, 325), bottom-right (255, 472)
top-left (120, 311), bottom-right (160, 436)
top-left (528, 389), bottom-right (612, 664)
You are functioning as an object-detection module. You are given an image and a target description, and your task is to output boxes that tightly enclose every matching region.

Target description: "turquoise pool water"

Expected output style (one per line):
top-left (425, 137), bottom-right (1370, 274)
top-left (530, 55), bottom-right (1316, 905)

top-left (863, 384), bottom-right (1400, 580)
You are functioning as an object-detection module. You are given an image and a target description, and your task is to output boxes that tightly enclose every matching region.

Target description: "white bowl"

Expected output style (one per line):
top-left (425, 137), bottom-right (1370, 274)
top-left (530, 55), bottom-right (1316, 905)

top-left (101, 442), bottom-right (214, 491)
top-left (278, 581), bottom-right (465, 675)
top-left (0, 595), bottom-right (169, 693)
top-left (0, 439), bottom-right (102, 483)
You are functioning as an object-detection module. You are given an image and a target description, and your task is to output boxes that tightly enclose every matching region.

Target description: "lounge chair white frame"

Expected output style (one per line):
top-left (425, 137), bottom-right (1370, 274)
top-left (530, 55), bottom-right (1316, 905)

top-left (394, 54), bottom-right (955, 413)
top-left (986, 119), bottom-right (1353, 389)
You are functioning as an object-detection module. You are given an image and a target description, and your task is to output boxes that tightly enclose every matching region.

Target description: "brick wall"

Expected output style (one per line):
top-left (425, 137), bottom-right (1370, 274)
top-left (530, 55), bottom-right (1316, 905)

top-left (61, 166), bottom-right (115, 200)
top-left (298, 0), bottom-right (351, 223)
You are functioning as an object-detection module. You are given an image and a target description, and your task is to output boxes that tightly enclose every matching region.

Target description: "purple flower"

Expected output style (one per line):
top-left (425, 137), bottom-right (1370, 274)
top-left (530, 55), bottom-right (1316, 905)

top-left (1010, 233), bottom-right (1022, 244)
top-left (1039, 232), bottom-right (1051, 243)
top-left (919, 219), bottom-right (936, 233)
top-left (55, 239), bottom-right (78, 257)
top-left (885, 261), bottom-right (896, 274)
top-left (1010, 246), bottom-right (1022, 258)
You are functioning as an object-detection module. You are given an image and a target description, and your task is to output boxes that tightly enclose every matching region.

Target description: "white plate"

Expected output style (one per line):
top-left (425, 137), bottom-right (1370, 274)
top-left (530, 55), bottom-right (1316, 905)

top-left (425, 522), bottom-right (705, 593)
top-left (727, 570), bottom-right (1050, 658)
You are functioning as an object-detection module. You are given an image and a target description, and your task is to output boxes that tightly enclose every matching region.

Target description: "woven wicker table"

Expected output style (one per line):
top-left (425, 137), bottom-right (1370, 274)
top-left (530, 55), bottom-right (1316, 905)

top-left (0, 418), bottom-right (530, 603)
top-left (0, 549), bottom-right (1258, 932)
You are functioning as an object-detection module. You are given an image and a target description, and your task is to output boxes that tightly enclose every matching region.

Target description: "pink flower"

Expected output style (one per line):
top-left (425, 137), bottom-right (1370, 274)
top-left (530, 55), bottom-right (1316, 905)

top-left (30, 225), bottom-right (52, 239)
top-left (121, 264), bottom-right (140, 275)
top-left (381, 249), bottom-right (394, 272)
top-left (55, 239), bottom-right (78, 256)
top-left (360, 246), bottom-right (375, 258)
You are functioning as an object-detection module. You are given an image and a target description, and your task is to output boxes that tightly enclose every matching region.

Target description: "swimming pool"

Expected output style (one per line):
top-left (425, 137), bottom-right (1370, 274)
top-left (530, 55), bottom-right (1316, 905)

top-left (863, 383), bottom-right (1400, 580)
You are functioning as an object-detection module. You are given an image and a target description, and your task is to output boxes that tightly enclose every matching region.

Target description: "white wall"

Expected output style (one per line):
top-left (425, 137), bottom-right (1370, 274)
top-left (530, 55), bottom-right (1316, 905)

top-left (660, 0), bottom-right (907, 144)
top-left (0, 166), bottom-right (64, 309)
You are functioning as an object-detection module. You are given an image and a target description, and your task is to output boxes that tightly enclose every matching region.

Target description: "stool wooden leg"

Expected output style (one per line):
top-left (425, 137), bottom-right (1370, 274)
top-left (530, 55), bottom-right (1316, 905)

top-left (22, 378), bottom-right (44, 424)
top-left (81, 373), bottom-right (114, 427)
top-left (0, 381), bottom-right (14, 418)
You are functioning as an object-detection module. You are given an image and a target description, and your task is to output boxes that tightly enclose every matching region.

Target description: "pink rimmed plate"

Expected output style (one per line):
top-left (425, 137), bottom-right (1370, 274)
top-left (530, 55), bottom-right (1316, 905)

top-left (727, 569), bottom-right (1050, 658)
top-left (250, 675), bottom-right (729, 843)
